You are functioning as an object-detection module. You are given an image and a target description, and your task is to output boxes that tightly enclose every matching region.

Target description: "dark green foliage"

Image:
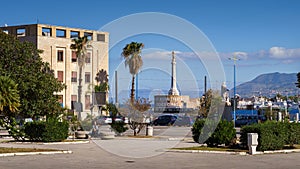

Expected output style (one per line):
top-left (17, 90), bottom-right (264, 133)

top-left (192, 119), bottom-right (205, 143)
top-left (0, 30), bottom-right (65, 140)
top-left (240, 121), bottom-right (300, 151)
top-left (24, 118), bottom-right (69, 142)
top-left (0, 31), bottom-right (65, 119)
top-left (110, 121), bottom-right (128, 134)
top-left (192, 119), bottom-right (236, 147)
top-left (284, 122), bottom-right (300, 146)
top-left (106, 103), bottom-right (128, 134)
top-left (94, 83), bottom-right (109, 92)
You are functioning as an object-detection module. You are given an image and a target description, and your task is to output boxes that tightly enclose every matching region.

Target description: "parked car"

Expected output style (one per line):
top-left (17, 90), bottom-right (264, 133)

top-left (96, 116), bottom-right (112, 124)
top-left (174, 116), bottom-right (194, 127)
top-left (152, 114), bottom-right (177, 126)
top-left (112, 116), bottom-right (128, 123)
top-left (235, 115), bottom-right (258, 127)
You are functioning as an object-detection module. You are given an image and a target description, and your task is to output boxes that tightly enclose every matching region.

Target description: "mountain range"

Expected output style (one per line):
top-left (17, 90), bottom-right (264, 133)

top-left (115, 72), bottom-right (299, 102)
top-left (232, 72), bottom-right (298, 98)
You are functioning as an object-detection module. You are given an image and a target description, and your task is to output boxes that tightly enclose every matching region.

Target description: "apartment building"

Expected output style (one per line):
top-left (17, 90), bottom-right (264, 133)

top-left (0, 24), bottom-right (109, 118)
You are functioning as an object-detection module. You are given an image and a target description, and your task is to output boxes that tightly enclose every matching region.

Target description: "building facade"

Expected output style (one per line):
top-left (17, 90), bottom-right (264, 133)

top-left (0, 24), bottom-right (109, 118)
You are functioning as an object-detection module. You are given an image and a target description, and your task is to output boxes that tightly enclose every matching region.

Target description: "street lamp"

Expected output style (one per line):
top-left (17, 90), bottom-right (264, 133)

top-left (229, 54), bottom-right (240, 128)
top-left (268, 101), bottom-right (273, 120)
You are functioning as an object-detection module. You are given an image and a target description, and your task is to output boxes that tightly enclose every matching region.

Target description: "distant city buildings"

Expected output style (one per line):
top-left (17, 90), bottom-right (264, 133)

top-left (0, 24), bottom-right (109, 118)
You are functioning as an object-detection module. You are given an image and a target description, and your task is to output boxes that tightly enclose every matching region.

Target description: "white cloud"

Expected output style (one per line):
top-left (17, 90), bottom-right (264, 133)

top-left (143, 50), bottom-right (171, 60)
top-left (141, 47), bottom-right (300, 63)
top-left (269, 47), bottom-right (300, 59)
top-left (142, 49), bottom-right (220, 61)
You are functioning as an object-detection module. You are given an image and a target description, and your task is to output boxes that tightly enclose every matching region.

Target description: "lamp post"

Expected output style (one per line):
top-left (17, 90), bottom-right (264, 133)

top-left (229, 54), bottom-right (240, 128)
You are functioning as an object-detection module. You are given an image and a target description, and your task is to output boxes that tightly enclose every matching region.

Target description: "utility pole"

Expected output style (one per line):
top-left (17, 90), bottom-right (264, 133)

top-left (115, 70), bottom-right (118, 107)
top-left (229, 54), bottom-right (240, 128)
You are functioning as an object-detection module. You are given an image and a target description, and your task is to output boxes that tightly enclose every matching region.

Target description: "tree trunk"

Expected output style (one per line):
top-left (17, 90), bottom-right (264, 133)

top-left (130, 75), bottom-right (135, 103)
top-left (78, 65), bottom-right (83, 120)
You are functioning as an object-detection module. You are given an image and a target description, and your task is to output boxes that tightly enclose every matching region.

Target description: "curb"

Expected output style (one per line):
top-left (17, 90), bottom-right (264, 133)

top-left (42, 140), bottom-right (90, 145)
top-left (8, 140), bottom-right (90, 145)
top-left (261, 149), bottom-right (300, 154)
top-left (166, 148), bottom-right (300, 155)
top-left (166, 149), bottom-right (247, 155)
top-left (0, 150), bottom-right (72, 157)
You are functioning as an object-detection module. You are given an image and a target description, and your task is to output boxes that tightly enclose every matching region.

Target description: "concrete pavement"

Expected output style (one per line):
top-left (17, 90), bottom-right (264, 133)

top-left (1, 126), bottom-right (300, 169)
top-left (1, 140), bottom-right (300, 169)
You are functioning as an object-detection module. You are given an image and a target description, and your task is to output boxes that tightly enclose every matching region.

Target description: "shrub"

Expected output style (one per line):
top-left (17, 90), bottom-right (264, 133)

top-left (285, 122), bottom-right (300, 146)
top-left (192, 119), bottom-right (236, 147)
top-left (191, 119), bottom-right (205, 143)
top-left (110, 121), bottom-right (128, 134)
top-left (240, 121), bottom-right (300, 151)
top-left (24, 118), bottom-right (69, 142)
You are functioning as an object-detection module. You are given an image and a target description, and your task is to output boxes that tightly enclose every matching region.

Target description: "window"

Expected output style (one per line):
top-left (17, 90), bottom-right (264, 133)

top-left (71, 95), bottom-right (77, 102)
top-left (85, 95), bottom-right (90, 109)
top-left (71, 95), bottom-right (77, 110)
top-left (17, 28), bottom-right (26, 37)
top-left (97, 34), bottom-right (105, 42)
top-left (85, 72), bottom-right (91, 83)
top-left (57, 50), bottom-right (64, 62)
top-left (57, 71), bottom-right (64, 82)
top-left (42, 27), bottom-right (51, 36)
top-left (56, 29), bottom-right (66, 38)
top-left (85, 52), bottom-right (91, 63)
top-left (84, 32), bottom-right (93, 40)
top-left (71, 71), bottom-right (77, 82)
top-left (72, 51), bottom-right (77, 62)
top-left (70, 31), bottom-right (79, 38)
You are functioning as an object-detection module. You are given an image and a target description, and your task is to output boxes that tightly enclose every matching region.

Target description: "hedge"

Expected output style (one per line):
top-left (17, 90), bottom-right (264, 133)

top-left (24, 118), bottom-right (69, 142)
top-left (192, 119), bottom-right (236, 147)
top-left (240, 121), bottom-right (300, 151)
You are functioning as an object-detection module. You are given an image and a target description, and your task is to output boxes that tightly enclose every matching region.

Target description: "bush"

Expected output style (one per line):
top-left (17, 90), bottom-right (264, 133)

top-left (192, 119), bottom-right (205, 143)
top-left (110, 121), bottom-right (128, 134)
top-left (24, 118), bottom-right (69, 142)
top-left (285, 122), bottom-right (300, 146)
top-left (192, 119), bottom-right (236, 147)
top-left (240, 121), bottom-right (300, 151)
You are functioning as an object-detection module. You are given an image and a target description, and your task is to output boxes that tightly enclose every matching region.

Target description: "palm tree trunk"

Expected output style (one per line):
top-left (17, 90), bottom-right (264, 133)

top-left (130, 75), bottom-right (135, 102)
top-left (78, 65), bottom-right (83, 120)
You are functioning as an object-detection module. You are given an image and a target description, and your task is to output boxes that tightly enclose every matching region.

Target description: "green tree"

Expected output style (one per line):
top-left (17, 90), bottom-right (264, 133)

top-left (94, 69), bottom-right (109, 92)
top-left (70, 36), bottom-right (89, 120)
top-left (0, 31), bottom-right (65, 139)
top-left (121, 42), bottom-right (144, 102)
top-left (0, 76), bottom-right (20, 117)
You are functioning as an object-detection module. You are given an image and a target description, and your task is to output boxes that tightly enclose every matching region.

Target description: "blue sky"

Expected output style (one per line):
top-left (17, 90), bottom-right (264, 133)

top-left (1, 0), bottom-right (300, 99)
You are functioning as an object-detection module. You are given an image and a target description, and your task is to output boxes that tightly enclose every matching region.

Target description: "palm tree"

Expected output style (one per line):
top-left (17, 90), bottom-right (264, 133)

top-left (70, 36), bottom-right (89, 120)
top-left (121, 42), bottom-right (144, 102)
top-left (0, 76), bottom-right (20, 116)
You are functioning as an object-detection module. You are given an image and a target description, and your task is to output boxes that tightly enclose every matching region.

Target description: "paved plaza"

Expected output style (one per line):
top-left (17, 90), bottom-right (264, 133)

top-left (1, 126), bottom-right (300, 169)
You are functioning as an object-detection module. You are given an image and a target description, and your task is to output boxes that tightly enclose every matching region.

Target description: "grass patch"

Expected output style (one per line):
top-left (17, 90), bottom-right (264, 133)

top-left (0, 147), bottom-right (59, 154)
